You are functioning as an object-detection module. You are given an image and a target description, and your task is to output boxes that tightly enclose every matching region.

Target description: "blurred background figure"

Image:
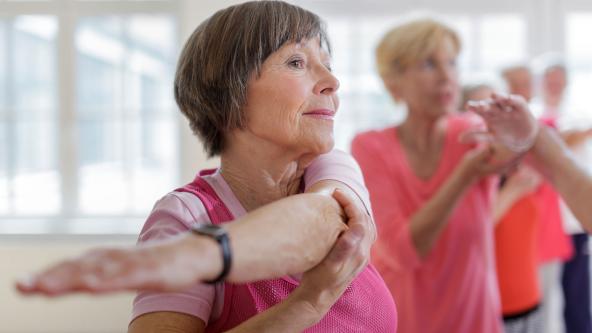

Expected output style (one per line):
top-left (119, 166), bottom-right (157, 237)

top-left (352, 18), bottom-right (518, 333)
top-left (461, 81), bottom-right (495, 107)
top-left (502, 65), bottom-right (534, 103)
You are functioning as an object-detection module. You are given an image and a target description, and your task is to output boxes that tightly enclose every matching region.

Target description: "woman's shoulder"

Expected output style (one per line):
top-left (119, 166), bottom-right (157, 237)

top-left (353, 126), bottom-right (396, 141)
top-left (138, 191), bottom-right (212, 243)
top-left (351, 126), bottom-right (397, 151)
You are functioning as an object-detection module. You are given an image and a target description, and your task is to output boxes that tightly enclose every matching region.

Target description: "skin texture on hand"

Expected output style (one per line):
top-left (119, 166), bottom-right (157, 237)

top-left (222, 189), bottom-right (373, 333)
top-left (465, 93), bottom-right (539, 153)
top-left (15, 233), bottom-right (217, 296)
top-left (15, 179), bottom-right (369, 297)
top-left (297, 189), bottom-right (371, 313)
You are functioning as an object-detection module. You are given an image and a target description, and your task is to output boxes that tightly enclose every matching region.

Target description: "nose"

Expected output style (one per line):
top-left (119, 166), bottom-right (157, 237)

top-left (314, 65), bottom-right (340, 95)
top-left (437, 63), bottom-right (456, 83)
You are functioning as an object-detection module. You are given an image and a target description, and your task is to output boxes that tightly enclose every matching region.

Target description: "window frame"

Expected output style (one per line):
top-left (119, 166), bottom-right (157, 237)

top-left (0, 0), bottom-right (182, 235)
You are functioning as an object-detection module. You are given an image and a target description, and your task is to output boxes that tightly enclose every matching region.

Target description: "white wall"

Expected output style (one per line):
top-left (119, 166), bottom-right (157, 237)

top-left (0, 236), bottom-right (136, 333)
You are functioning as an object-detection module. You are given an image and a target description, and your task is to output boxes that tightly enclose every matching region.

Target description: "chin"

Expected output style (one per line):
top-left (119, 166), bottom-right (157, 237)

top-left (307, 137), bottom-right (335, 155)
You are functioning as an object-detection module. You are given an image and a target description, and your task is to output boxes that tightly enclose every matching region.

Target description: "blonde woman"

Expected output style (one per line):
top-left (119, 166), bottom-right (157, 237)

top-left (351, 19), bottom-right (517, 333)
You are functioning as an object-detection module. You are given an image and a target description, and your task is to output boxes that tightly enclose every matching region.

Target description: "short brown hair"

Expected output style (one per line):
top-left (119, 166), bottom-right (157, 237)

top-left (174, 1), bottom-right (330, 157)
top-left (376, 18), bottom-right (461, 80)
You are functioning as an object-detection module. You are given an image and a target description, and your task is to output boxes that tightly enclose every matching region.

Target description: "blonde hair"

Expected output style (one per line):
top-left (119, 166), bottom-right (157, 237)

top-left (375, 18), bottom-right (461, 79)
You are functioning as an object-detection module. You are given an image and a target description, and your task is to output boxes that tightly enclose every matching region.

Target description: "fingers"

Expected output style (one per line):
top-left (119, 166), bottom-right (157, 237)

top-left (16, 260), bottom-right (84, 296)
top-left (331, 188), bottom-right (364, 223)
top-left (325, 223), bottom-right (364, 264)
top-left (15, 249), bottom-right (142, 296)
top-left (332, 188), bottom-right (376, 242)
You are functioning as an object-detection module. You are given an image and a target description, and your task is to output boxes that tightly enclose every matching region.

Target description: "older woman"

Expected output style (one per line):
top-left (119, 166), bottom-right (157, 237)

top-left (17, 2), bottom-right (397, 332)
top-left (350, 19), bottom-right (519, 333)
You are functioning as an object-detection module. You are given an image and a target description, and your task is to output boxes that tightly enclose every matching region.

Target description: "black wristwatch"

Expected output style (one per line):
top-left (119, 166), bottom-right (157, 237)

top-left (190, 224), bottom-right (232, 284)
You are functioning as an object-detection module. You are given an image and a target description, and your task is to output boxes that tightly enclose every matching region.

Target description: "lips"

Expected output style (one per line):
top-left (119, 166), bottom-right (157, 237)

top-left (303, 109), bottom-right (336, 120)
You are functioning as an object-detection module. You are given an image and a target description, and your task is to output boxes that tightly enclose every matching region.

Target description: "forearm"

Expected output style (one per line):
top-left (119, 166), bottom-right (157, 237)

top-left (409, 167), bottom-right (473, 257)
top-left (225, 288), bottom-right (324, 333)
top-left (532, 127), bottom-right (592, 230)
top-left (190, 193), bottom-right (346, 283)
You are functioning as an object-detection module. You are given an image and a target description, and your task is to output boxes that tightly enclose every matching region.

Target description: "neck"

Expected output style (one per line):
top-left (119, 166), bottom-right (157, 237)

top-left (219, 135), bottom-right (317, 212)
top-left (398, 109), bottom-right (443, 152)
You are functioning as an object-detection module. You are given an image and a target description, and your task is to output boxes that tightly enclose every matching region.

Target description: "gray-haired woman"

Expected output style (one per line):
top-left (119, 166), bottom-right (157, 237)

top-left (17, 2), bottom-right (397, 332)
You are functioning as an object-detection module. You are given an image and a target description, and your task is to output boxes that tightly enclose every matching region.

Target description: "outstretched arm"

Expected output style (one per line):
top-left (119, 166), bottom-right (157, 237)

top-left (16, 191), bottom-right (346, 295)
top-left (531, 126), bottom-right (592, 230)
top-left (17, 150), bottom-right (373, 295)
top-left (126, 189), bottom-right (374, 333)
top-left (467, 93), bottom-right (592, 230)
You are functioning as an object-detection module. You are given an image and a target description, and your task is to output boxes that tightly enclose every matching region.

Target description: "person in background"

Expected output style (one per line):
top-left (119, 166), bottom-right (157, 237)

top-left (535, 53), bottom-right (592, 333)
top-left (18, 2), bottom-right (398, 332)
top-left (461, 82), bottom-right (495, 108)
top-left (351, 18), bottom-right (517, 333)
top-left (502, 62), bottom-right (573, 333)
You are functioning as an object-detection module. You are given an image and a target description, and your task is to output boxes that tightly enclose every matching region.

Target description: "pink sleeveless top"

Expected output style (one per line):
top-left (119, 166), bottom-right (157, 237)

top-left (176, 169), bottom-right (398, 333)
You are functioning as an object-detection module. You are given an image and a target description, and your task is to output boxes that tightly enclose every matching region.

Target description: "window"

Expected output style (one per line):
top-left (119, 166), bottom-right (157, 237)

top-left (76, 15), bottom-right (177, 215)
top-left (0, 1), bottom-right (179, 233)
top-left (565, 12), bottom-right (592, 125)
top-left (0, 16), bottom-right (60, 216)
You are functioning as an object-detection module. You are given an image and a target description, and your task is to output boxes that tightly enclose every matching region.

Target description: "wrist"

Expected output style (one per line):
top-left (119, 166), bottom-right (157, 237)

top-left (454, 162), bottom-right (479, 188)
top-left (289, 286), bottom-right (333, 326)
top-left (179, 232), bottom-right (223, 283)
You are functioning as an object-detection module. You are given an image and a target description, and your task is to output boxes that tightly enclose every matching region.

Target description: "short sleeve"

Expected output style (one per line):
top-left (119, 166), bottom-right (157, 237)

top-left (304, 149), bottom-right (373, 217)
top-left (131, 192), bottom-right (219, 325)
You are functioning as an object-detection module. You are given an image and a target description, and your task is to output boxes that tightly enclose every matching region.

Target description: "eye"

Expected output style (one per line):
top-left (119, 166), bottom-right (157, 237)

top-left (421, 59), bottom-right (436, 69)
top-left (288, 57), bottom-right (305, 69)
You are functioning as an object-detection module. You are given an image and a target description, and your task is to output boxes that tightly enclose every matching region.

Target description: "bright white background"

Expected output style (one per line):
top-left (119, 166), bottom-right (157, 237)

top-left (1, 0), bottom-right (591, 332)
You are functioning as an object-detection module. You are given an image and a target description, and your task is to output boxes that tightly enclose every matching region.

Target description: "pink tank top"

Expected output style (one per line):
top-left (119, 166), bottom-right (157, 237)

top-left (176, 169), bottom-right (398, 332)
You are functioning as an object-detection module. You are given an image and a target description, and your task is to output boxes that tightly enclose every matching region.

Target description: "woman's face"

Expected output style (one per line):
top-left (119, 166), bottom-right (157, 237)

top-left (543, 67), bottom-right (567, 99)
top-left (392, 37), bottom-right (460, 118)
top-left (240, 37), bottom-right (339, 156)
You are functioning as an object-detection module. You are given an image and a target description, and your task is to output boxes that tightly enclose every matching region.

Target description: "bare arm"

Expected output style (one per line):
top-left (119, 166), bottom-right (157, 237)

top-left (409, 146), bottom-right (495, 257)
top-left (128, 189), bottom-right (372, 333)
top-left (16, 191), bottom-right (347, 295)
top-left (466, 94), bottom-right (592, 231)
top-left (225, 189), bottom-right (371, 333)
top-left (531, 126), bottom-right (592, 230)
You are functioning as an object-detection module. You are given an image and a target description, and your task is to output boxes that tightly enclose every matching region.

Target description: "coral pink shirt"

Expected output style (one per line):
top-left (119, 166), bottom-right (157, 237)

top-left (352, 113), bottom-right (502, 333)
top-left (131, 150), bottom-right (397, 331)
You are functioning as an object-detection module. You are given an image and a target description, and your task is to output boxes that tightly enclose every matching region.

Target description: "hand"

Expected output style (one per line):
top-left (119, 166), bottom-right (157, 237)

top-left (15, 233), bottom-right (211, 296)
top-left (465, 93), bottom-right (539, 153)
top-left (457, 143), bottom-right (510, 182)
top-left (293, 189), bottom-right (372, 319)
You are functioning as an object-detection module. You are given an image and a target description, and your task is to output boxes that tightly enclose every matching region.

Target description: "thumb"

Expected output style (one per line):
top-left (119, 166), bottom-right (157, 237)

top-left (325, 224), bottom-right (364, 263)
